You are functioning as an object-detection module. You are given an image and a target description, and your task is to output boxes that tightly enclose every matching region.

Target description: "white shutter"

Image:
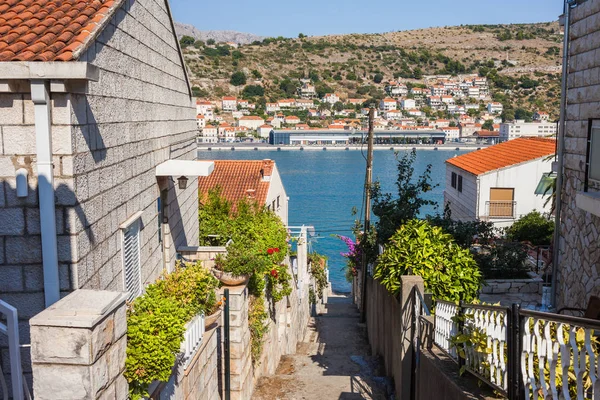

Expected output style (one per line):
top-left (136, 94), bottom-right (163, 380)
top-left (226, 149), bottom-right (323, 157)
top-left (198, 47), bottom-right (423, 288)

top-left (121, 216), bottom-right (142, 301)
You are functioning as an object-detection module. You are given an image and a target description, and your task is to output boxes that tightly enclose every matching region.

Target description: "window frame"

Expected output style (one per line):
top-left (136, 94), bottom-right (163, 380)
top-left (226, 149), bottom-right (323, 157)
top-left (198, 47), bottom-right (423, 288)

top-left (120, 211), bottom-right (143, 301)
top-left (458, 175), bottom-right (463, 193)
top-left (585, 119), bottom-right (600, 191)
top-left (451, 172), bottom-right (457, 189)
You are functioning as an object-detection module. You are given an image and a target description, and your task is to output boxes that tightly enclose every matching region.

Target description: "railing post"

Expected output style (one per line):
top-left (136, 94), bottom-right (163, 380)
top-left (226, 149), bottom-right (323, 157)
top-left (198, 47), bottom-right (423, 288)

top-left (457, 302), bottom-right (465, 372)
top-left (224, 288), bottom-right (230, 400)
top-left (508, 303), bottom-right (521, 400)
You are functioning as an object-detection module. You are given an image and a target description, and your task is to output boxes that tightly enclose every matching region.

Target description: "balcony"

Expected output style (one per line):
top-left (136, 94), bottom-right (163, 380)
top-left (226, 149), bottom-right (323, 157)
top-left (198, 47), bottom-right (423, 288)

top-left (484, 200), bottom-right (516, 219)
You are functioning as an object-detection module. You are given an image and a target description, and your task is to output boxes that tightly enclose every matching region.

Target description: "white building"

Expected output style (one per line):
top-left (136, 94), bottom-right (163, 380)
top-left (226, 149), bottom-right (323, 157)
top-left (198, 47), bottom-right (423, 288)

top-left (431, 85), bottom-right (447, 96)
top-left (400, 99), bottom-right (416, 110)
top-left (444, 137), bottom-right (555, 228)
top-left (499, 120), bottom-right (557, 141)
top-left (285, 116), bottom-right (301, 125)
top-left (196, 114), bottom-right (206, 129)
top-left (196, 100), bottom-right (213, 116)
top-left (384, 110), bottom-right (403, 120)
top-left (487, 102), bottom-right (504, 114)
top-left (238, 115), bottom-right (265, 130)
top-left (258, 125), bottom-right (273, 138)
top-left (278, 99), bottom-right (296, 108)
top-left (380, 98), bottom-right (397, 111)
top-left (533, 111), bottom-right (550, 121)
top-left (406, 109), bottom-right (424, 117)
top-left (443, 127), bottom-right (460, 141)
top-left (295, 99), bottom-right (315, 109)
top-left (222, 97), bottom-right (237, 111)
top-left (298, 83), bottom-right (317, 98)
top-left (266, 103), bottom-right (280, 113)
top-left (322, 93), bottom-right (340, 104)
top-left (198, 160), bottom-right (289, 225)
top-left (467, 87), bottom-right (480, 99)
top-left (428, 96), bottom-right (442, 108)
top-left (202, 125), bottom-right (218, 143)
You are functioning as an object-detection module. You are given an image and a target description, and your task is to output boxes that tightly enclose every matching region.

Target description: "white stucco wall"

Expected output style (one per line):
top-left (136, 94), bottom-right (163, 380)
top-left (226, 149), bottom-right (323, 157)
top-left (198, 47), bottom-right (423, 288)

top-left (265, 165), bottom-right (289, 226)
top-left (477, 158), bottom-right (552, 228)
top-left (443, 164), bottom-right (478, 222)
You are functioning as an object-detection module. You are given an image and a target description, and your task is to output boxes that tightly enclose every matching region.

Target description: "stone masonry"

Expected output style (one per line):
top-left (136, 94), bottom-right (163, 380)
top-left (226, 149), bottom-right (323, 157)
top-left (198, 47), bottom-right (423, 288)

top-left (29, 290), bottom-right (128, 400)
top-left (557, 0), bottom-right (600, 310)
top-left (0, 0), bottom-right (199, 384)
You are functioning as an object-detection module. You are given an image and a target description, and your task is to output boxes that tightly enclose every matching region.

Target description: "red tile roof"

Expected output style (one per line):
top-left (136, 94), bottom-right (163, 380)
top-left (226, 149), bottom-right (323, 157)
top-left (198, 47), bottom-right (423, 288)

top-left (446, 137), bottom-right (556, 176)
top-left (198, 160), bottom-right (275, 208)
top-left (0, 0), bottom-right (119, 61)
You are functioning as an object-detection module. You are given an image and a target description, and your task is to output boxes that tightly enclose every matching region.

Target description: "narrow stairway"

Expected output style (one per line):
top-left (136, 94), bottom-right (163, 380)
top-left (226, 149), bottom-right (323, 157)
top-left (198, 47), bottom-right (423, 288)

top-left (252, 293), bottom-right (390, 400)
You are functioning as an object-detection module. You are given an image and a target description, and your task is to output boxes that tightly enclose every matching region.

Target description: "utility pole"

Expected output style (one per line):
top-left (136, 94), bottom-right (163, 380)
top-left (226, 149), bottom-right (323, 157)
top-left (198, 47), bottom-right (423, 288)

top-left (360, 106), bottom-right (375, 323)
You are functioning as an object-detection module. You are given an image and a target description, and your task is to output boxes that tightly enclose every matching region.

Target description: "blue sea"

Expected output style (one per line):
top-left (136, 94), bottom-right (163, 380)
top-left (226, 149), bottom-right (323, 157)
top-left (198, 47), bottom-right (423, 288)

top-left (197, 148), bottom-right (471, 292)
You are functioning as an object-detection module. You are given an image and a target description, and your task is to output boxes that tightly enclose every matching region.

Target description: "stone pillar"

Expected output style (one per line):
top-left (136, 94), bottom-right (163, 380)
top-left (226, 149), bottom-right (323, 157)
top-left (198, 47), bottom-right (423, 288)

top-left (398, 276), bottom-right (424, 400)
top-left (225, 284), bottom-right (252, 400)
top-left (29, 289), bottom-right (128, 400)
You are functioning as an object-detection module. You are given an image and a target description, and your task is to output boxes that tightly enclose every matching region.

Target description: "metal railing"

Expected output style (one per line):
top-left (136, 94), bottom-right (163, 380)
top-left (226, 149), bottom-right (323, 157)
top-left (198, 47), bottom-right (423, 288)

top-left (485, 200), bottom-right (517, 219)
top-left (432, 301), bottom-right (600, 399)
top-left (180, 312), bottom-right (205, 369)
top-left (0, 300), bottom-right (26, 400)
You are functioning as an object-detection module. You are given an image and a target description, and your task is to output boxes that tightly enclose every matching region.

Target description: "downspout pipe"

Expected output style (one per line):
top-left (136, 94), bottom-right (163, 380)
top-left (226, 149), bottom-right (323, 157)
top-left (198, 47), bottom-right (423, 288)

top-left (551, 0), bottom-right (576, 310)
top-left (31, 80), bottom-right (60, 307)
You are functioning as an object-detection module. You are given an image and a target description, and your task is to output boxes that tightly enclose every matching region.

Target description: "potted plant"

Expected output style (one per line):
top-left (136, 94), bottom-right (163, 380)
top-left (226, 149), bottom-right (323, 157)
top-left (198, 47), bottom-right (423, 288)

top-left (211, 251), bottom-right (253, 286)
top-left (205, 295), bottom-right (225, 330)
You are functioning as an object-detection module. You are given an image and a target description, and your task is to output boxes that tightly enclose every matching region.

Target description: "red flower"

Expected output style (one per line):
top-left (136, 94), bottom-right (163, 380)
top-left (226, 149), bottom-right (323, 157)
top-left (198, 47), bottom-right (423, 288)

top-left (267, 248), bottom-right (274, 255)
top-left (274, 248), bottom-right (280, 253)
top-left (270, 269), bottom-right (278, 278)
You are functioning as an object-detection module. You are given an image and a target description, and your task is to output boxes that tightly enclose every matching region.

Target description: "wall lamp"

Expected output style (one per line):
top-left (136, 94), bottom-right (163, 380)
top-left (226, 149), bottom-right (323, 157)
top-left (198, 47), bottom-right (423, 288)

top-left (177, 176), bottom-right (189, 190)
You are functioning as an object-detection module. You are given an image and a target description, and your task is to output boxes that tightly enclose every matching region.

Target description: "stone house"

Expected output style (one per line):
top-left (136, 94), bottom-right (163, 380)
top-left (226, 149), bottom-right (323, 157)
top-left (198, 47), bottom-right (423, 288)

top-left (0, 0), bottom-right (212, 388)
top-left (556, 0), bottom-right (600, 310)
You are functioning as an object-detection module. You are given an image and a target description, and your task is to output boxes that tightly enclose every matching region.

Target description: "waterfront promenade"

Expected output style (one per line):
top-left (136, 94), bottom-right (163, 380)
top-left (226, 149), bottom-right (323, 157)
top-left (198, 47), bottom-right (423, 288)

top-left (198, 143), bottom-right (486, 151)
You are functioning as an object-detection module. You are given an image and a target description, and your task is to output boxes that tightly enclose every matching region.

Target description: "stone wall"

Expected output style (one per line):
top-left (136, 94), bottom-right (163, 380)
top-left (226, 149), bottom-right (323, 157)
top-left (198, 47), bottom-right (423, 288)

top-left (152, 324), bottom-right (220, 400)
top-left (558, 0), bottom-right (600, 310)
top-left (480, 277), bottom-right (543, 295)
top-left (29, 290), bottom-right (128, 400)
top-left (0, 0), bottom-right (198, 385)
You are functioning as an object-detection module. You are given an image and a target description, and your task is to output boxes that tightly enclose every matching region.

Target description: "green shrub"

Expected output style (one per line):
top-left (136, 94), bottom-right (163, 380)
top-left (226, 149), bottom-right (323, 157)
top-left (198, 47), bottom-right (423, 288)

top-left (506, 210), bottom-right (554, 245)
top-left (474, 241), bottom-right (530, 279)
top-left (374, 219), bottom-right (482, 303)
top-left (125, 262), bottom-right (220, 399)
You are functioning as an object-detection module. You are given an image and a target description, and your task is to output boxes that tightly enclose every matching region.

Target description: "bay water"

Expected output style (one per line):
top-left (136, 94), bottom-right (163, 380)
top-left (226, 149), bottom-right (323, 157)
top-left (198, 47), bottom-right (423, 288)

top-left (197, 148), bottom-right (471, 292)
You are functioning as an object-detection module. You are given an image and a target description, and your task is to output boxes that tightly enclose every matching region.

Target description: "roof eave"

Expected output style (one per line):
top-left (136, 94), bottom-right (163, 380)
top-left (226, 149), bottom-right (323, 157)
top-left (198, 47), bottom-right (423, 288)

top-left (0, 61), bottom-right (99, 81)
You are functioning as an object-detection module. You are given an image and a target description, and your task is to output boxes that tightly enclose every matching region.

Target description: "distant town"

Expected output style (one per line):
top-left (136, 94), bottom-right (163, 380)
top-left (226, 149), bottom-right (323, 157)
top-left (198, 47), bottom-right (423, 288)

top-left (196, 73), bottom-right (557, 145)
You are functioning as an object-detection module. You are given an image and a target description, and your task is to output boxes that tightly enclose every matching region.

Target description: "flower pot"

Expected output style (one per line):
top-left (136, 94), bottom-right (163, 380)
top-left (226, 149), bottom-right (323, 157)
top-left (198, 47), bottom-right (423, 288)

top-left (211, 269), bottom-right (249, 286)
top-left (205, 309), bottom-right (222, 331)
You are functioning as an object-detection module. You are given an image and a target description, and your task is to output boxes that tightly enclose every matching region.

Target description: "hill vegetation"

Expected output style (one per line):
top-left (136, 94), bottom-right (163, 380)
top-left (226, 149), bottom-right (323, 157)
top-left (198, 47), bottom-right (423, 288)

top-left (181, 22), bottom-right (563, 120)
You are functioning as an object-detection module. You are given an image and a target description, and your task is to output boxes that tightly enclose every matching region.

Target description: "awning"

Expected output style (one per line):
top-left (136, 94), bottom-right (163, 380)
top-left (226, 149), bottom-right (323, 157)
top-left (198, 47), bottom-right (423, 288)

top-left (155, 160), bottom-right (214, 177)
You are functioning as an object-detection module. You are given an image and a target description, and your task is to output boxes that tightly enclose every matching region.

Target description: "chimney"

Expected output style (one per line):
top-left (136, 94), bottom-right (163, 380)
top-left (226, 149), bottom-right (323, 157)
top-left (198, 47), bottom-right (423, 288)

top-left (261, 159), bottom-right (272, 182)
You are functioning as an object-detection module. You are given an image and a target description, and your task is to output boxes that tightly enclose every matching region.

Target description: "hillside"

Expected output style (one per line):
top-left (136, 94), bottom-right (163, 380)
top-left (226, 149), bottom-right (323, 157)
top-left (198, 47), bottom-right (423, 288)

top-left (181, 22), bottom-right (564, 120)
top-left (174, 23), bottom-right (264, 45)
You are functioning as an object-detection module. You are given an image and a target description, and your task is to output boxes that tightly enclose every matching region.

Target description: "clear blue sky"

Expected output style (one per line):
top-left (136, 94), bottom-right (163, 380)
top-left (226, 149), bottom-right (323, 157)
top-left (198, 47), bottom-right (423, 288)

top-left (170, 0), bottom-right (563, 37)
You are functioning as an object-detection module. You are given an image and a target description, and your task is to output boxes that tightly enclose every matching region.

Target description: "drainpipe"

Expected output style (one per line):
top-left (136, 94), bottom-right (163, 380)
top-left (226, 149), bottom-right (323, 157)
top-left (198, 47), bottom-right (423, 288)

top-left (31, 80), bottom-right (60, 307)
top-left (551, 0), bottom-right (575, 310)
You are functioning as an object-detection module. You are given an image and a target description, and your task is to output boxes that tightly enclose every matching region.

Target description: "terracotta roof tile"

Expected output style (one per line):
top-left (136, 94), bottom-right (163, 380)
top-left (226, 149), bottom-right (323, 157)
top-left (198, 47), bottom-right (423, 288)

top-left (198, 160), bottom-right (276, 209)
top-left (446, 137), bottom-right (556, 176)
top-left (0, 0), bottom-right (118, 61)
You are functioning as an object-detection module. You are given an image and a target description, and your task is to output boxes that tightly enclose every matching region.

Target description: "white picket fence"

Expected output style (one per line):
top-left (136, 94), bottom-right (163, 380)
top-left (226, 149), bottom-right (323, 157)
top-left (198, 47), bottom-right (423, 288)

top-left (180, 313), bottom-right (205, 369)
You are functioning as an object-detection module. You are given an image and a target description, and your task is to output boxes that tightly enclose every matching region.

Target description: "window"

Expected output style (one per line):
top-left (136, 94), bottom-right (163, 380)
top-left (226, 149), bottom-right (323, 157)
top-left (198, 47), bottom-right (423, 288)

top-left (277, 196), bottom-right (280, 209)
top-left (451, 172), bottom-right (457, 188)
top-left (458, 175), bottom-right (463, 193)
top-left (121, 212), bottom-right (143, 301)
top-left (586, 119), bottom-right (600, 190)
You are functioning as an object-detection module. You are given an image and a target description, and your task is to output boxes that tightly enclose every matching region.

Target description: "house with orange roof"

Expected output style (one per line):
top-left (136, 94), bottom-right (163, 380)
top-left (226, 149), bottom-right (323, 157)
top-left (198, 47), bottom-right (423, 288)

top-left (258, 124), bottom-right (274, 138)
top-left (278, 99), bottom-right (296, 108)
top-left (444, 137), bottom-right (555, 227)
top-left (222, 96), bottom-right (238, 111)
top-left (196, 99), bottom-right (214, 116)
top-left (285, 115), bottom-right (301, 125)
top-left (238, 115), bottom-right (265, 130)
top-left (295, 99), bottom-right (315, 109)
top-left (347, 98), bottom-right (367, 106)
top-left (442, 126), bottom-right (460, 141)
top-left (202, 125), bottom-right (218, 143)
top-left (196, 114), bottom-right (206, 129)
top-left (266, 103), bottom-right (280, 113)
top-left (198, 160), bottom-right (288, 224)
top-left (0, 0), bottom-right (217, 394)
top-left (533, 111), bottom-right (550, 121)
top-left (322, 93), bottom-right (340, 104)
top-left (379, 98), bottom-right (397, 111)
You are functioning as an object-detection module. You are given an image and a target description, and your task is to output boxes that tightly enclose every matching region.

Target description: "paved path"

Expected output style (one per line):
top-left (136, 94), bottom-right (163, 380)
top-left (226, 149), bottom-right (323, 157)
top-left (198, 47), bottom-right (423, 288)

top-left (252, 293), bottom-right (389, 400)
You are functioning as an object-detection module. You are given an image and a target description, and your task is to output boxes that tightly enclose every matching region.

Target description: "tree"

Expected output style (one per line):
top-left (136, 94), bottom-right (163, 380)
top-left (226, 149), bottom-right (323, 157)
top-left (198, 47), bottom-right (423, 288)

top-left (232, 50), bottom-right (244, 60)
top-left (206, 38), bottom-right (216, 45)
top-left (251, 70), bottom-right (262, 79)
top-left (279, 78), bottom-right (296, 97)
top-left (373, 73), bottom-right (384, 84)
top-left (514, 108), bottom-right (533, 122)
top-left (298, 33), bottom-right (306, 39)
top-left (482, 119), bottom-right (494, 131)
top-left (502, 109), bottom-right (515, 122)
top-left (191, 86), bottom-right (209, 98)
top-left (193, 40), bottom-right (205, 49)
top-left (316, 84), bottom-right (333, 98)
top-left (333, 101), bottom-right (344, 112)
top-left (370, 150), bottom-right (438, 244)
top-left (373, 219), bottom-right (482, 302)
top-left (230, 71), bottom-right (247, 86)
top-left (506, 211), bottom-right (554, 245)
top-left (412, 67), bottom-right (423, 79)
top-left (242, 85), bottom-right (265, 98)
top-left (179, 35), bottom-right (195, 47)
top-left (309, 70), bottom-right (320, 82)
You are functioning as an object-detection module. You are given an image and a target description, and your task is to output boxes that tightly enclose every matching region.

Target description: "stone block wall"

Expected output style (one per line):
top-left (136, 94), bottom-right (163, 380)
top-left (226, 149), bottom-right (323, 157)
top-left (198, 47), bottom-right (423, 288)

top-left (480, 277), bottom-right (543, 295)
top-left (0, 0), bottom-right (199, 383)
top-left (29, 290), bottom-right (128, 400)
top-left (558, 0), bottom-right (600, 309)
top-left (153, 325), bottom-right (220, 400)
